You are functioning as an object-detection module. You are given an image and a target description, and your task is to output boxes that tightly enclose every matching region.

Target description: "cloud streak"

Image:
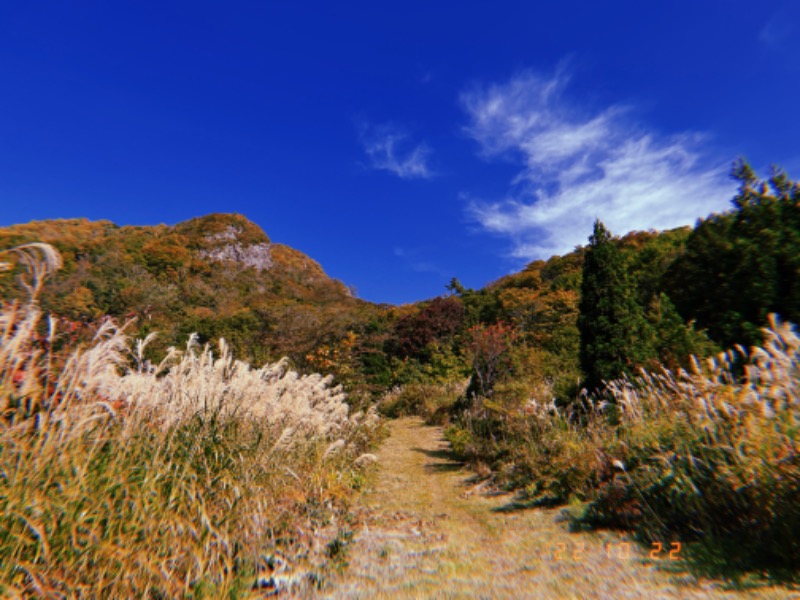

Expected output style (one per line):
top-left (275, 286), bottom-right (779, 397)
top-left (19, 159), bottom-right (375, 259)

top-left (460, 70), bottom-right (736, 260)
top-left (359, 122), bottom-right (434, 180)
top-left (393, 246), bottom-right (447, 277)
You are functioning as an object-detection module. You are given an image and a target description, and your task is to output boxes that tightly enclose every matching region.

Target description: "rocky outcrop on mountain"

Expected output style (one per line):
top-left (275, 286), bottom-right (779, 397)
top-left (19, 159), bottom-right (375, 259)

top-left (197, 225), bottom-right (274, 271)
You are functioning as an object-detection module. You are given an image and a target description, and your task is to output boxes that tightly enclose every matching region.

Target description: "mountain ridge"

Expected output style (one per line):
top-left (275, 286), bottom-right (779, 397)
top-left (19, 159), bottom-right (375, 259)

top-left (0, 212), bottom-right (379, 366)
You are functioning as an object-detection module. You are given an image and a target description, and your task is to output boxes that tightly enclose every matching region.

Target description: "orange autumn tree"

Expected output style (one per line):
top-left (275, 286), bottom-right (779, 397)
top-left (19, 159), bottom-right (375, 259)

top-left (305, 330), bottom-right (359, 386)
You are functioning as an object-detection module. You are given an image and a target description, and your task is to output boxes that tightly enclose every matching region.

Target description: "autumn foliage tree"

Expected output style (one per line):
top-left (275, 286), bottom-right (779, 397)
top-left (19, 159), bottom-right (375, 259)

top-left (465, 322), bottom-right (516, 397)
top-left (387, 296), bottom-right (465, 358)
top-left (304, 330), bottom-right (360, 388)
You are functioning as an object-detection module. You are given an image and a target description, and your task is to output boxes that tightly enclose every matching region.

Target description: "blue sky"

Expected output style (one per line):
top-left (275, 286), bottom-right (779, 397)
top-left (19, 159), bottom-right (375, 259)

top-left (2, 1), bottom-right (799, 304)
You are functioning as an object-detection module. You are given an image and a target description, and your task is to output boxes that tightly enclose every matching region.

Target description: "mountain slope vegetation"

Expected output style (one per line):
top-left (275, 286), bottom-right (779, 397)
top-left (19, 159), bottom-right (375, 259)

top-left (0, 213), bottom-right (383, 371)
top-left (2, 162), bottom-right (800, 588)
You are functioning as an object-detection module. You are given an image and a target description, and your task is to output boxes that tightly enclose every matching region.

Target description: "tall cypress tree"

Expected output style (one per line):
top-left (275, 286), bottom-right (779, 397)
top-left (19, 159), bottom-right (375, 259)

top-left (578, 220), bottom-right (653, 393)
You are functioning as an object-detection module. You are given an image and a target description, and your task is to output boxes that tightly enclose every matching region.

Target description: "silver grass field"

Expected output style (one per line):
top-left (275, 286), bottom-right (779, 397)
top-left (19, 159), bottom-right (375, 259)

top-left (0, 243), bottom-right (382, 597)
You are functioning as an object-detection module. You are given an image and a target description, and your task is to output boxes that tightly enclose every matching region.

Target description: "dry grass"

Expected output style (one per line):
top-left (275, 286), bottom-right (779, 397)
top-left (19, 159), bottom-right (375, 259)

top-left (114, 334), bottom-right (360, 439)
top-left (590, 315), bottom-right (800, 581)
top-left (332, 418), bottom-right (793, 598)
top-left (448, 316), bottom-right (800, 584)
top-left (0, 243), bottom-right (382, 597)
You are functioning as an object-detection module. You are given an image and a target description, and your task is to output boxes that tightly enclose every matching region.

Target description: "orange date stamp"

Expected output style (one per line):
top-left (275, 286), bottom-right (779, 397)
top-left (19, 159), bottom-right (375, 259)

top-left (550, 541), bottom-right (682, 561)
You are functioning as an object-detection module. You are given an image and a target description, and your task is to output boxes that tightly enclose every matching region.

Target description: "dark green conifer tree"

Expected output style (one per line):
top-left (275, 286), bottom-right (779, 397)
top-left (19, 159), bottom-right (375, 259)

top-left (578, 220), bottom-right (653, 393)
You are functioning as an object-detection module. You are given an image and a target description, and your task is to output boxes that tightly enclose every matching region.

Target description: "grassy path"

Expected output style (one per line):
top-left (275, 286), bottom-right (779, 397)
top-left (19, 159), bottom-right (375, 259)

top-left (327, 417), bottom-right (795, 599)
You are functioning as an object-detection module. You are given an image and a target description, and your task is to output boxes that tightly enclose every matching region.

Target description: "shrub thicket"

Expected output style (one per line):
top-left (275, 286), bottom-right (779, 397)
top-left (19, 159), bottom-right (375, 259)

top-left (447, 315), bottom-right (800, 581)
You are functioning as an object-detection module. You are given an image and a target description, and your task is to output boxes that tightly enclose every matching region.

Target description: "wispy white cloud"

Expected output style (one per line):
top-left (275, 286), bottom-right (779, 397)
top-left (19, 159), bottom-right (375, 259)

top-left (410, 261), bottom-right (444, 274)
top-left (358, 122), bottom-right (434, 180)
top-left (393, 245), bottom-right (447, 276)
top-left (460, 70), bottom-right (736, 260)
top-left (759, 12), bottom-right (795, 47)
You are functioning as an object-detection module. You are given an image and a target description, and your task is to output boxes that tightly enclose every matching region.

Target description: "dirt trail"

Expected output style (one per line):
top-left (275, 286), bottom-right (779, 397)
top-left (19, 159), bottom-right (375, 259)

top-left (327, 417), bottom-right (794, 599)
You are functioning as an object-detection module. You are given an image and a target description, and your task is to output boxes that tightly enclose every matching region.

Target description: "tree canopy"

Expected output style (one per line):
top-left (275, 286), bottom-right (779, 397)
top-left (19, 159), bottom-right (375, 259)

top-left (666, 162), bottom-right (800, 349)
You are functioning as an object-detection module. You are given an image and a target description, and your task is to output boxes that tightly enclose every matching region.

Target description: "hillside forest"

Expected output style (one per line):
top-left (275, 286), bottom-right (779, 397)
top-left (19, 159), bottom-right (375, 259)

top-left (1, 161), bottom-right (799, 594)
